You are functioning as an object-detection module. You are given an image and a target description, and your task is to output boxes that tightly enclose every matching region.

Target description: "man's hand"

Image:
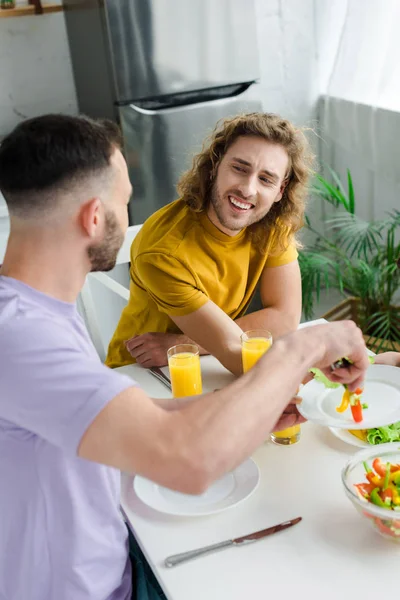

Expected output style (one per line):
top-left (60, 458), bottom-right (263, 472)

top-left (374, 352), bottom-right (400, 368)
top-left (291, 321), bottom-right (369, 391)
top-left (272, 397), bottom-right (306, 431)
top-left (125, 332), bottom-right (187, 367)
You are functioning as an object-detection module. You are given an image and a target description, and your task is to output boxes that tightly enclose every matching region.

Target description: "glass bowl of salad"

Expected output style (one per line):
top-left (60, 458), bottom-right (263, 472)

top-left (342, 443), bottom-right (400, 542)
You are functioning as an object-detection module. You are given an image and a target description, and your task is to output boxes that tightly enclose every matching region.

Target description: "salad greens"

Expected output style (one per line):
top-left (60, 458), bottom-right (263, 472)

top-left (308, 368), bottom-right (341, 388)
top-left (367, 422), bottom-right (400, 445)
top-left (308, 355), bottom-right (399, 444)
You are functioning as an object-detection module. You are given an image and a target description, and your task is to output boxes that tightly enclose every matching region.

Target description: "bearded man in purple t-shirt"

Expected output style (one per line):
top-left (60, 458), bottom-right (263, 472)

top-left (0, 115), bottom-right (369, 600)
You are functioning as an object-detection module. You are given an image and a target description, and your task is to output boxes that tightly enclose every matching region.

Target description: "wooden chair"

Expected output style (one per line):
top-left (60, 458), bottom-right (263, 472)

top-left (79, 225), bottom-right (142, 361)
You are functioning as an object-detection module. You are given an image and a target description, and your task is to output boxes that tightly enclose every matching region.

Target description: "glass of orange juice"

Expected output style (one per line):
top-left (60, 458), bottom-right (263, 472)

top-left (270, 424), bottom-right (301, 445)
top-left (167, 344), bottom-right (203, 398)
top-left (270, 384), bottom-right (301, 445)
top-left (241, 329), bottom-right (272, 373)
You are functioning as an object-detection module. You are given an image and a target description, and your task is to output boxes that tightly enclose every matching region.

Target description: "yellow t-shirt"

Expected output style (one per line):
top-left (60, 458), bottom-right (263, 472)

top-left (105, 199), bottom-right (298, 368)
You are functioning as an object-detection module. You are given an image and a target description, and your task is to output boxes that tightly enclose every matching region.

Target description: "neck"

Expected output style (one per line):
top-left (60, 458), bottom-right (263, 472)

top-left (206, 203), bottom-right (243, 238)
top-left (0, 225), bottom-right (89, 303)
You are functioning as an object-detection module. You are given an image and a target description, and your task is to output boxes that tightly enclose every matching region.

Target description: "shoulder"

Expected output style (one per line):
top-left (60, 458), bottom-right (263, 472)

top-left (132, 200), bottom-right (198, 258)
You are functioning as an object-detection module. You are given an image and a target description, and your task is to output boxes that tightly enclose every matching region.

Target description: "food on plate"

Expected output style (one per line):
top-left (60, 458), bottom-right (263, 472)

top-left (347, 423), bottom-right (400, 445)
top-left (308, 368), bottom-right (341, 389)
top-left (367, 422), bottom-right (400, 444)
top-left (336, 386), bottom-right (365, 423)
top-left (309, 355), bottom-right (375, 425)
top-left (355, 457), bottom-right (400, 538)
top-left (346, 423), bottom-right (400, 446)
top-left (348, 428), bottom-right (368, 442)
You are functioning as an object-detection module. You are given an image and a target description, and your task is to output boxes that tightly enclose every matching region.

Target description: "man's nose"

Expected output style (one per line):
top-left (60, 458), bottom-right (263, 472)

top-left (237, 174), bottom-right (258, 199)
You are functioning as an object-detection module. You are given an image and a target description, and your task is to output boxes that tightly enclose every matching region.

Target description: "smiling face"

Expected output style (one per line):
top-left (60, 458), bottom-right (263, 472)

top-left (207, 135), bottom-right (290, 236)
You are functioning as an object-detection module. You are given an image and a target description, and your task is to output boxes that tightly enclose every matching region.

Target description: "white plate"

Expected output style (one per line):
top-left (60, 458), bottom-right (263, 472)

top-left (133, 458), bottom-right (260, 517)
top-left (329, 427), bottom-right (369, 448)
top-left (298, 365), bottom-right (400, 429)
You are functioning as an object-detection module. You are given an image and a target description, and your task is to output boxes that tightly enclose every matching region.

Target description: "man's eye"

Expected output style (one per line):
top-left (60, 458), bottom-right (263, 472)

top-left (233, 165), bottom-right (245, 173)
top-left (260, 177), bottom-right (272, 184)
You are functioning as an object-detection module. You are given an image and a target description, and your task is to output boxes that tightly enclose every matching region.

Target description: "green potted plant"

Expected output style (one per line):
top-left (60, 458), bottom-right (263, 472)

top-left (299, 168), bottom-right (400, 352)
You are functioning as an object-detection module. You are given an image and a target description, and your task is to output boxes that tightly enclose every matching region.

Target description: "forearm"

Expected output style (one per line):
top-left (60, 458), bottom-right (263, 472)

top-left (178, 333), bottom-right (241, 372)
top-left (152, 393), bottom-right (213, 410)
top-left (174, 334), bottom-right (209, 356)
top-left (236, 306), bottom-right (301, 338)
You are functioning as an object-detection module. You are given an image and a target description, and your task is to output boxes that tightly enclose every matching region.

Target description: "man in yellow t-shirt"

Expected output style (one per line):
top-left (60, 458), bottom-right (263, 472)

top-left (106, 113), bottom-right (313, 374)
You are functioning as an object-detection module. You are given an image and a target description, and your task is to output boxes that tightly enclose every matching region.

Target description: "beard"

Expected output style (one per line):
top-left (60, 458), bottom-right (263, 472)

top-left (210, 182), bottom-right (272, 232)
top-left (87, 210), bottom-right (125, 272)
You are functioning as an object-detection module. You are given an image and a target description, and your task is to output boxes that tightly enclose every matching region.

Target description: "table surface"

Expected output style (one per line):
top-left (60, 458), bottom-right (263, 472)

top-left (120, 327), bottom-right (398, 600)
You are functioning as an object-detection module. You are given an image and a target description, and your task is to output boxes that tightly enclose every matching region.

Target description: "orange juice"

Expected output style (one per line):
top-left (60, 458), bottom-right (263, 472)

top-left (241, 337), bottom-right (272, 372)
top-left (271, 384), bottom-right (301, 445)
top-left (168, 352), bottom-right (202, 398)
top-left (271, 425), bottom-right (301, 445)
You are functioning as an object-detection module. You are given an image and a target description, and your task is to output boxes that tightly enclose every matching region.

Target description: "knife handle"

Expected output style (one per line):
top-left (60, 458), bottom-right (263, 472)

top-left (165, 540), bottom-right (232, 568)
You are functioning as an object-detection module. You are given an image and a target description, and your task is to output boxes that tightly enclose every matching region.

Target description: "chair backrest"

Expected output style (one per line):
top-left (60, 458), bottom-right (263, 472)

top-left (78, 224), bottom-right (142, 361)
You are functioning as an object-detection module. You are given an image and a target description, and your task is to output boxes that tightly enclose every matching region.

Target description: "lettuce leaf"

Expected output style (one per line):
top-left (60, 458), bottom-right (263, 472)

top-left (366, 422), bottom-right (400, 445)
top-left (308, 368), bottom-right (341, 389)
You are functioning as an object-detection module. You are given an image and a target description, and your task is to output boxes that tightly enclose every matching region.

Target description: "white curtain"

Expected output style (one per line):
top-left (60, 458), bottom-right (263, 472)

top-left (320, 0), bottom-right (400, 222)
top-left (327, 0), bottom-right (400, 111)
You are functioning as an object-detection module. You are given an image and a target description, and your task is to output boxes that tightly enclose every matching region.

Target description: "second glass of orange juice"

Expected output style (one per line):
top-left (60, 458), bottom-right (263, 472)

top-left (270, 424), bottom-right (301, 445)
top-left (241, 329), bottom-right (272, 373)
top-left (241, 329), bottom-right (301, 445)
top-left (167, 344), bottom-right (202, 398)
top-left (271, 384), bottom-right (301, 446)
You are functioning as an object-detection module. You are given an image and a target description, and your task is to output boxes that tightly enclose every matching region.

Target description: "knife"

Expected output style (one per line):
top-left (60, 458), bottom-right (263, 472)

top-left (149, 366), bottom-right (172, 391)
top-left (164, 516), bottom-right (302, 568)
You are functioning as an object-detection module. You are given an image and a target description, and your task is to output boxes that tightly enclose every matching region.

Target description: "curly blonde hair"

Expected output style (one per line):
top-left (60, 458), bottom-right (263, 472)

top-left (177, 112), bottom-right (314, 253)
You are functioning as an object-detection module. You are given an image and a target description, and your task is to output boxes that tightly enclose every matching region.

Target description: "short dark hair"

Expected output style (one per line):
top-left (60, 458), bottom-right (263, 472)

top-left (0, 114), bottom-right (122, 216)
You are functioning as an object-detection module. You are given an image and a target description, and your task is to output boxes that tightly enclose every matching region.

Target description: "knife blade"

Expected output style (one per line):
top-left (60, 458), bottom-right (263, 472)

top-left (149, 367), bottom-right (172, 391)
top-left (164, 516), bottom-right (302, 568)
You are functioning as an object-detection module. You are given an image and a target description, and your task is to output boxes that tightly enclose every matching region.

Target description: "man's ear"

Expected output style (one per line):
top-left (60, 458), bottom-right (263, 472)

top-left (79, 197), bottom-right (103, 239)
top-left (276, 178), bottom-right (289, 202)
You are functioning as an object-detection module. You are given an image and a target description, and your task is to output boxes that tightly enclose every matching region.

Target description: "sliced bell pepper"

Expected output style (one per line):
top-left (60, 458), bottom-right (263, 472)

top-left (348, 429), bottom-right (367, 442)
top-left (355, 483), bottom-right (375, 498)
top-left (383, 462), bottom-right (391, 490)
top-left (363, 460), bottom-right (372, 473)
top-left (366, 472), bottom-right (382, 486)
top-left (391, 471), bottom-right (400, 486)
top-left (350, 399), bottom-right (363, 423)
top-left (373, 458), bottom-right (388, 477)
top-left (393, 489), bottom-right (400, 506)
top-left (381, 487), bottom-right (393, 503)
top-left (370, 487), bottom-right (388, 508)
top-left (374, 458), bottom-right (400, 476)
top-left (336, 387), bottom-right (350, 413)
top-left (337, 386), bottom-right (364, 422)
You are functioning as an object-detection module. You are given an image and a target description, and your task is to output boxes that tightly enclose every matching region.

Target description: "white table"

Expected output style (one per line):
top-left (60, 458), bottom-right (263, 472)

top-left (119, 335), bottom-right (398, 600)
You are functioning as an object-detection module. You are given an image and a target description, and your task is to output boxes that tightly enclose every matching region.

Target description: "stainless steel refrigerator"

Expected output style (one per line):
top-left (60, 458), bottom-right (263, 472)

top-left (64, 0), bottom-right (262, 224)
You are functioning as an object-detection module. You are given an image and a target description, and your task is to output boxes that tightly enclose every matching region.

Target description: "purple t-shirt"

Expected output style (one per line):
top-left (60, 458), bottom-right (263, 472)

top-left (0, 276), bottom-right (136, 600)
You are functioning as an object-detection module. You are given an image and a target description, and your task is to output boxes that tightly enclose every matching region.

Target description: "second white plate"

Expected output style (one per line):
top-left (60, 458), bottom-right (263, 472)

top-left (133, 458), bottom-right (260, 517)
top-left (329, 427), bottom-right (369, 448)
top-left (298, 365), bottom-right (400, 429)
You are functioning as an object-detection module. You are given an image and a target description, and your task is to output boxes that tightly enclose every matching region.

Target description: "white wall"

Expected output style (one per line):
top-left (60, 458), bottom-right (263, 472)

top-left (0, 1), bottom-right (328, 140)
top-left (0, 0), bottom-right (338, 219)
top-left (255, 0), bottom-right (319, 127)
top-left (0, 11), bottom-right (77, 140)
top-left (0, 6), bottom-right (77, 219)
